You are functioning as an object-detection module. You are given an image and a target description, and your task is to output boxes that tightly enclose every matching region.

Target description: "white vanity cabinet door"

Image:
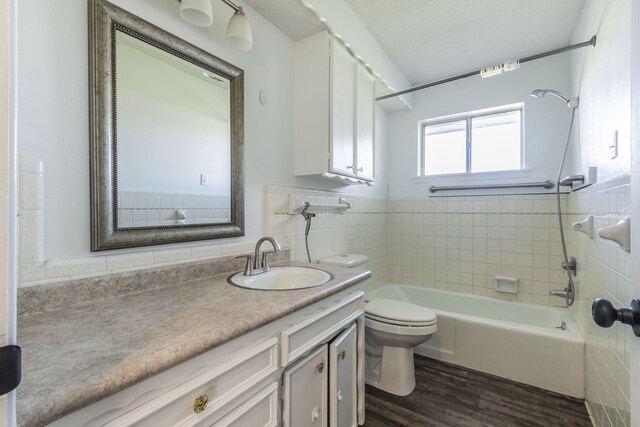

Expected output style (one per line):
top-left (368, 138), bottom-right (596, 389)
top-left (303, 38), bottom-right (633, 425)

top-left (329, 323), bottom-right (358, 427)
top-left (283, 345), bottom-right (329, 427)
top-left (354, 63), bottom-right (375, 182)
top-left (329, 40), bottom-right (356, 177)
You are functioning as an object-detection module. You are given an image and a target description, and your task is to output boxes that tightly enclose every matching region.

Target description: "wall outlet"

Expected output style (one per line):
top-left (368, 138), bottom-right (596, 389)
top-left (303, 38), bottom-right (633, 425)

top-left (609, 130), bottom-right (618, 159)
top-left (200, 174), bottom-right (208, 186)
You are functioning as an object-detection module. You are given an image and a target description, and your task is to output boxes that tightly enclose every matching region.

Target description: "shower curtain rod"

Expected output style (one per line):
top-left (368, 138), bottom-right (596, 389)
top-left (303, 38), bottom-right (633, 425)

top-left (376, 35), bottom-right (597, 102)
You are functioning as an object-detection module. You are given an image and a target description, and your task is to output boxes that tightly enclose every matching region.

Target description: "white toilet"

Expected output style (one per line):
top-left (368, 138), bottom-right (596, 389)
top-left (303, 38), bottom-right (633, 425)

top-left (364, 298), bottom-right (437, 396)
top-left (317, 254), bottom-right (437, 396)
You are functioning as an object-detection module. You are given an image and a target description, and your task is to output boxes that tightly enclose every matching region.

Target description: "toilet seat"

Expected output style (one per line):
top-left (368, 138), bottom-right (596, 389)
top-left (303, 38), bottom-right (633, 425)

top-left (365, 312), bottom-right (436, 327)
top-left (365, 316), bottom-right (437, 336)
top-left (365, 298), bottom-right (437, 327)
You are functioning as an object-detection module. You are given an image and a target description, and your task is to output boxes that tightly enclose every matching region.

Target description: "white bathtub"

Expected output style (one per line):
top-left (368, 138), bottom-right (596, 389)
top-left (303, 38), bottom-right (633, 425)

top-left (367, 284), bottom-right (585, 398)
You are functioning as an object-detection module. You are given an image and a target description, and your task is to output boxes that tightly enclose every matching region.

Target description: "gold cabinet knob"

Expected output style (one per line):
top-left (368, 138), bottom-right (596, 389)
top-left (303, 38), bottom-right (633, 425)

top-left (338, 350), bottom-right (346, 360)
top-left (316, 361), bottom-right (325, 374)
top-left (193, 394), bottom-right (209, 414)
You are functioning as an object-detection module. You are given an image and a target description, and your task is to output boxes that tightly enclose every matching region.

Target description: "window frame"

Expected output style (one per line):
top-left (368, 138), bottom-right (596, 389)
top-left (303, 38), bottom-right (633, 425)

top-left (418, 103), bottom-right (525, 177)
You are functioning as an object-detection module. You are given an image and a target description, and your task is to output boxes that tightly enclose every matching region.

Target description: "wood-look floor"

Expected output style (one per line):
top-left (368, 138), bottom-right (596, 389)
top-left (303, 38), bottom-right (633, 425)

top-left (364, 355), bottom-right (592, 427)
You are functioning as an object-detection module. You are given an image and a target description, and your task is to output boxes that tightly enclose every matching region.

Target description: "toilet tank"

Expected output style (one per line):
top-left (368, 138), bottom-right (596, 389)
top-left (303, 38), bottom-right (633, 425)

top-left (318, 254), bottom-right (368, 268)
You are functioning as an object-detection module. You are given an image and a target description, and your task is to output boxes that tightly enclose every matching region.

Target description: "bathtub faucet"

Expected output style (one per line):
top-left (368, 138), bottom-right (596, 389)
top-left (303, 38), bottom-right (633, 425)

top-left (549, 287), bottom-right (574, 302)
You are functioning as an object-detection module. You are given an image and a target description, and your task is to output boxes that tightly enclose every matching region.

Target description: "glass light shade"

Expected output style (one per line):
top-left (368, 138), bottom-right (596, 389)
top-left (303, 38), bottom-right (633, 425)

top-left (226, 10), bottom-right (253, 51)
top-left (180, 0), bottom-right (213, 27)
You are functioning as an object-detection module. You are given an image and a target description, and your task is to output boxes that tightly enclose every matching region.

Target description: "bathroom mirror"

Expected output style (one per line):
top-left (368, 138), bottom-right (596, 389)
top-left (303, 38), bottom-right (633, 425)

top-left (89, 0), bottom-right (244, 251)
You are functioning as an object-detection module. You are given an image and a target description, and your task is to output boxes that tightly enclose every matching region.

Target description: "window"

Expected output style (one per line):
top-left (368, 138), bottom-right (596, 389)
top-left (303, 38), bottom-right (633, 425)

top-left (419, 105), bottom-right (523, 176)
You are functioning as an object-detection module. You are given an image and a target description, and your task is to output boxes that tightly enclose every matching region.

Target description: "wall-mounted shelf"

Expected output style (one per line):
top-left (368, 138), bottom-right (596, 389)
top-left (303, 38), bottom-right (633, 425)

top-left (288, 195), bottom-right (351, 215)
top-left (319, 173), bottom-right (373, 187)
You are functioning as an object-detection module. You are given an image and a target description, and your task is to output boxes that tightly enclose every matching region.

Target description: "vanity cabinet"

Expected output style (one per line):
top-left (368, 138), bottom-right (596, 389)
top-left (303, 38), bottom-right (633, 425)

top-left (294, 31), bottom-right (376, 184)
top-left (282, 323), bottom-right (358, 427)
top-left (47, 286), bottom-right (365, 427)
top-left (329, 323), bottom-right (358, 427)
top-left (283, 345), bottom-right (328, 427)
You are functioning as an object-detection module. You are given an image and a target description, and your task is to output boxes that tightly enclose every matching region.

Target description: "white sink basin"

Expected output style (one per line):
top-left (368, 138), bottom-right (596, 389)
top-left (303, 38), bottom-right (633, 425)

top-left (228, 266), bottom-right (333, 290)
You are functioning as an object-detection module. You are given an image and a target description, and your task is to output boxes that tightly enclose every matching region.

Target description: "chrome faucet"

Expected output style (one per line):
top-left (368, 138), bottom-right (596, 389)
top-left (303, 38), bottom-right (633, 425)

top-left (559, 175), bottom-right (585, 187)
top-left (550, 257), bottom-right (577, 306)
top-left (236, 237), bottom-right (282, 276)
top-left (549, 288), bottom-right (571, 299)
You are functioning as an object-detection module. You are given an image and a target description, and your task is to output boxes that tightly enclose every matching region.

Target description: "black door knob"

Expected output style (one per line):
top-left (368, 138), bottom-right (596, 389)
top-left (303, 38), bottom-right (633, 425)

top-left (592, 298), bottom-right (640, 337)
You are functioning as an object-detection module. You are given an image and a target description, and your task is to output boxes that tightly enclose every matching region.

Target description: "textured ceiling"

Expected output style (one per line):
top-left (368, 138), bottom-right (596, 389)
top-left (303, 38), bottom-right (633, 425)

top-left (342, 0), bottom-right (586, 84)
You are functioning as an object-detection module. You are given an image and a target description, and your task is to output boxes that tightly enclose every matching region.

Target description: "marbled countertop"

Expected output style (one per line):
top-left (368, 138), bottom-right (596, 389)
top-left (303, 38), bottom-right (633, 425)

top-left (17, 261), bottom-right (370, 427)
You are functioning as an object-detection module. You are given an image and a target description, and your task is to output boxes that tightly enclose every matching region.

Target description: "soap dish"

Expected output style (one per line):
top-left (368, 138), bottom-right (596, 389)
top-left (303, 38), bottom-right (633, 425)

top-left (494, 276), bottom-right (518, 294)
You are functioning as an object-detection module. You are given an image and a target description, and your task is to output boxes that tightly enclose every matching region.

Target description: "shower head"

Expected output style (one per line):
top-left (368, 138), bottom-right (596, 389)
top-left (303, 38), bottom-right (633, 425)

top-left (530, 89), bottom-right (579, 108)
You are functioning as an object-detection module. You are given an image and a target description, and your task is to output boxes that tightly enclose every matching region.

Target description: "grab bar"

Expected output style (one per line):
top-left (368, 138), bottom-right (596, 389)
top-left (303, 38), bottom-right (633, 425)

top-left (429, 180), bottom-right (555, 193)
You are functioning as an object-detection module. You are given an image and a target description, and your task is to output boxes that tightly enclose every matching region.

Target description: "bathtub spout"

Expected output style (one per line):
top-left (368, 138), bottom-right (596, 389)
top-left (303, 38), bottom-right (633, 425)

top-left (550, 288), bottom-right (572, 300)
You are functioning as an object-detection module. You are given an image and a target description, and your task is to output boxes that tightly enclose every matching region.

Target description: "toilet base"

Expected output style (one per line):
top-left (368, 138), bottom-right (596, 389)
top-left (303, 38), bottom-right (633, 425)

top-left (366, 345), bottom-right (416, 396)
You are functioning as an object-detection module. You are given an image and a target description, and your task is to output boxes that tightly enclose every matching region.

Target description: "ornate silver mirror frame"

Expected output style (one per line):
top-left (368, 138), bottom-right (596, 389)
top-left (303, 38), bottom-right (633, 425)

top-left (89, 0), bottom-right (244, 251)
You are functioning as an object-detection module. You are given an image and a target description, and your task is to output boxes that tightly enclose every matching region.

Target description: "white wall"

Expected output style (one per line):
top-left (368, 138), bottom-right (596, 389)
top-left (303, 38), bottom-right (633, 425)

top-left (571, 0), bottom-right (631, 182)
top-left (16, 0), bottom-right (389, 263)
top-left (117, 35), bottom-right (231, 195)
top-left (567, 1), bottom-right (632, 426)
top-left (387, 55), bottom-right (574, 198)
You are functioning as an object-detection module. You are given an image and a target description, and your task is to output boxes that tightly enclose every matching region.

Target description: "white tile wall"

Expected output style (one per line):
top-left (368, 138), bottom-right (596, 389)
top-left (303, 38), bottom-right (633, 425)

top-left (265, 185), bottom-right (389, 290)
top-left (117, 191), bottom-right (230, 227)
top-left (388, 194), bottom-right (569, 306)
top-left (18, 156), bottom-right (45, 284)
top-left (567, 175), bottom-right (631, 427)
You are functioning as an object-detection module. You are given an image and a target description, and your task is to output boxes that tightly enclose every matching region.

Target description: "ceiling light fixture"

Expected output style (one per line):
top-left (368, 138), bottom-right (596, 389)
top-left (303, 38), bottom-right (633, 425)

top-left (177, 0), bottom-right (253, 51)
top-left (179, 0), bottom-right (213, 27)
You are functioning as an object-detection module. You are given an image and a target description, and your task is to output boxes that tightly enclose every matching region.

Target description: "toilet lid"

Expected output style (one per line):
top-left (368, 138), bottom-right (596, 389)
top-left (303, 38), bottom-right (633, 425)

top-left (365, 298), bottom-right (437, 325)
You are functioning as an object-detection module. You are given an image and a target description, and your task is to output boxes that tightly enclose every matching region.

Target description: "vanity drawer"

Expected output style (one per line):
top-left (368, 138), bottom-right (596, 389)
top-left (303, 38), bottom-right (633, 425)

top-left (104, 337), bottom-right (278, 427)
top-left (198, 382), bottom-right (279, 427)
top-left (280, 290), bottom-right (364, 366)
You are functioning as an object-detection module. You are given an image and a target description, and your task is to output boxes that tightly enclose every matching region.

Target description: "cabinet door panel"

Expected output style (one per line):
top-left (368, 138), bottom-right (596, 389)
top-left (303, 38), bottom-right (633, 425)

top-left (283, 345), bottom-right (328, 427)
top-left (355, 64), bottom-right (375, 181)
top-left (329, 324), bottom-right (358, 427)
top-left (330, 41), bottom-right (356, 177)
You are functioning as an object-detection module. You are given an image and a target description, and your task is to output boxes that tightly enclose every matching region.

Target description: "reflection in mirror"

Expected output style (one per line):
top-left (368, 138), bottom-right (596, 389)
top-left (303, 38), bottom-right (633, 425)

top-left (90, 0), bottom-right (244, 251)
top-left (115, 30), bottom-right (231, 228)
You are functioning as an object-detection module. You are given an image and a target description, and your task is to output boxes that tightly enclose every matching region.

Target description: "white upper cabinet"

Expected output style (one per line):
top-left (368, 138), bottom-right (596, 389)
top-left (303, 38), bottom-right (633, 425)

top-left (330, 42), bottom-right (356, 177)
top-left (354, 63), bottom-right (375, 181)
top-left (295, 31), bottom-right (376, 184)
